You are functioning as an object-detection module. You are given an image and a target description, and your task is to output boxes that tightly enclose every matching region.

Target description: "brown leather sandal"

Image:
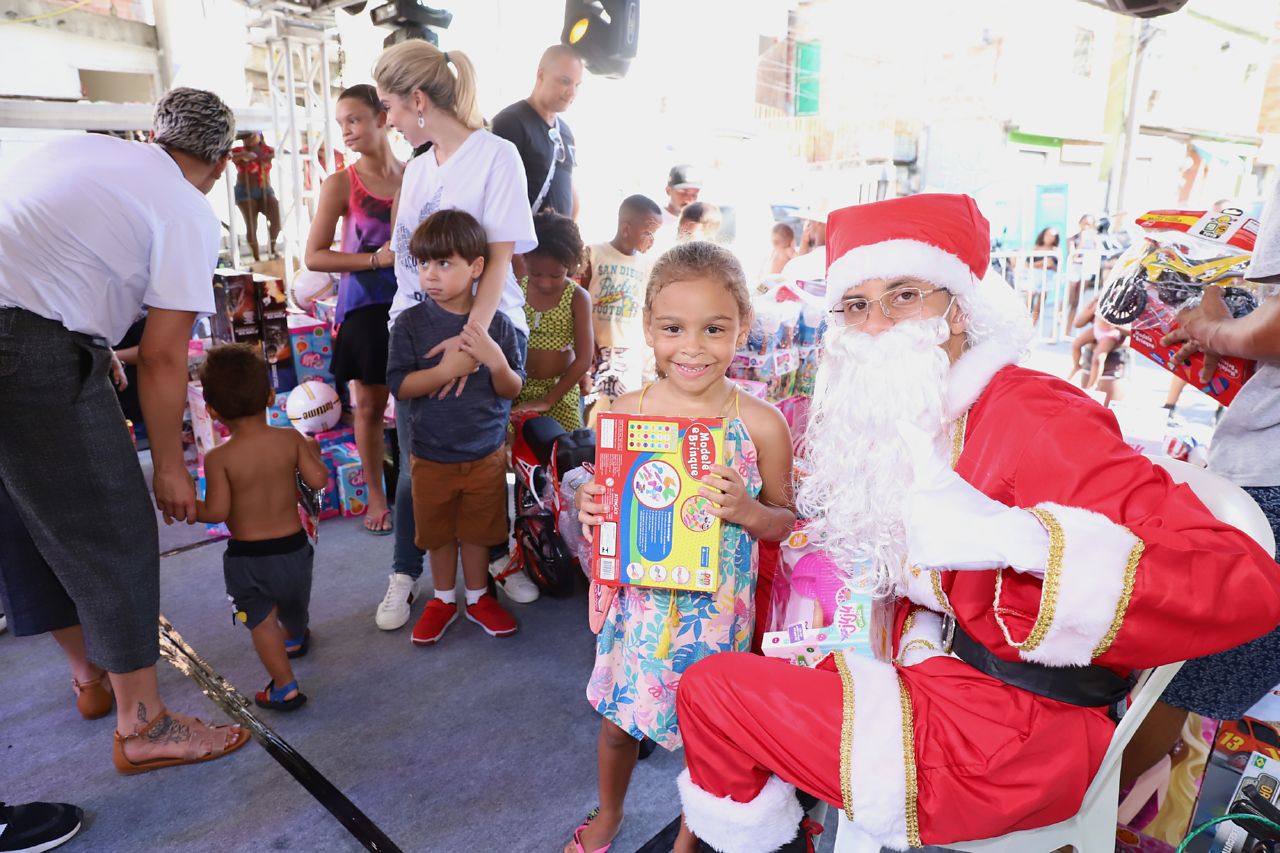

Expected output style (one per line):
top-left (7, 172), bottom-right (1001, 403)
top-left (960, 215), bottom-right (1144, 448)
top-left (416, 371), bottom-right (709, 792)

top-left (72, 676), bottom-right (113, 721)
top-left (113, 711), bottom-right (250, 775)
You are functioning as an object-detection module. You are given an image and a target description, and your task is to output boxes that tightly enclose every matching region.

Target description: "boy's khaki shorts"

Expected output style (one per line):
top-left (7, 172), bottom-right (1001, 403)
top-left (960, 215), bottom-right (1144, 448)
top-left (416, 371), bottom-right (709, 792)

top-left (410, 447), bottom-right (508, 551)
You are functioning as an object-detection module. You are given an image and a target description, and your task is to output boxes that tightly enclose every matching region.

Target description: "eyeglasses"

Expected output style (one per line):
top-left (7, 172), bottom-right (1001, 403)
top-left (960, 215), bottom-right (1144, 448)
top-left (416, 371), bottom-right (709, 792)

top-left (828, 287), bottom-right (952, 327)
top-left (548, 124), bottom-right (566, 164)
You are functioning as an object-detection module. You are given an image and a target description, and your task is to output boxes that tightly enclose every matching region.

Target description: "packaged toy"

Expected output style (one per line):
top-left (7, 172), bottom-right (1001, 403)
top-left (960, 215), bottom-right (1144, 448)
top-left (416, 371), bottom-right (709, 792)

top-left (591, 413), bottom-right (724, 593)
top-left (1099, 209), bottom-right (1261, 404)
top-left (762, 527), bottom-right (878, 666)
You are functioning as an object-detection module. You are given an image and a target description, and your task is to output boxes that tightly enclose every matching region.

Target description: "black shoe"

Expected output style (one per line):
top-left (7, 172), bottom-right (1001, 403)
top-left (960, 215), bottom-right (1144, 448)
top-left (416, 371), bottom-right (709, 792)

top-left (0, 801), bottom-right (83, 853)
top-left (637, 737), bottom-right (658, 761)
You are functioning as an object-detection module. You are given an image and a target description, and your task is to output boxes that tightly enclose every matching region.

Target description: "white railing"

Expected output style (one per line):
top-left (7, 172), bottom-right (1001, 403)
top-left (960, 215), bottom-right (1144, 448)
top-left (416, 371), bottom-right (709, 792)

top-left (990, 249), bottom-right (1105, 343)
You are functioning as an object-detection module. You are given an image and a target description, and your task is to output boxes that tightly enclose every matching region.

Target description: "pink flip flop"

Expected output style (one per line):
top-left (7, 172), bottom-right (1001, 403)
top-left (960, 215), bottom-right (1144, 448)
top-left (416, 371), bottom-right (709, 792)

top-left (363, 509), bottom-right (393, 536)
top-left (571, 824), bottom-right (610, 853)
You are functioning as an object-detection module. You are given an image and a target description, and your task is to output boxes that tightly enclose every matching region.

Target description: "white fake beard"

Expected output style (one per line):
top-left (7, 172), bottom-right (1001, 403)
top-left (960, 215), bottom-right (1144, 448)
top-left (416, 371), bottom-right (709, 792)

top-left (797, 316), bottom-right (952, 596)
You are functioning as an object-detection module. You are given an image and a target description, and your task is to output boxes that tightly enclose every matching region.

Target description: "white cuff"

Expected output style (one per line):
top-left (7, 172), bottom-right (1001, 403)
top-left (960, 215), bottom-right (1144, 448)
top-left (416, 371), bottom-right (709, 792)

top-left (996, 503), bottom-right (1143, 666)
top-left (678, 771), bottom-right (802, 853)
top-left (895, 609), bottom-right (947, 667)
top-left (900, 566), bottom-right (952, 615)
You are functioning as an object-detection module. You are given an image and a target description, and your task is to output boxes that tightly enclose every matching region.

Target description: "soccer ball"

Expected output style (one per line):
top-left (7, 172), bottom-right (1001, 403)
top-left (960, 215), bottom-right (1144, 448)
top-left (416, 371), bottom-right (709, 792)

top-left (286, 380), bottom-right (341, 434)
top-left (291, 270), bottom-right (337, 313)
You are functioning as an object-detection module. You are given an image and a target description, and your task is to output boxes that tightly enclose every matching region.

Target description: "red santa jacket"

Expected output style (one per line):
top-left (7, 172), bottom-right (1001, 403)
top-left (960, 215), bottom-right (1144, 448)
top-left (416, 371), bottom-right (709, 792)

top-left (902, 361), bottom-right (1280, 672)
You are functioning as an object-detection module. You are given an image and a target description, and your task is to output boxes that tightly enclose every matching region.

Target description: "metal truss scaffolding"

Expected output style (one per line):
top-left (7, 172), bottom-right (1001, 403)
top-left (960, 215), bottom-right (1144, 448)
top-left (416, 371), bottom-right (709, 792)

top-left (248, 9), bottom-right (339, 284)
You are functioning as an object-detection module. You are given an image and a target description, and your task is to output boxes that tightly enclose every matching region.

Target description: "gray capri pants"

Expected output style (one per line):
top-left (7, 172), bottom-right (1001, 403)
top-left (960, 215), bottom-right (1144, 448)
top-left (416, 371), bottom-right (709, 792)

top-left (0, 307), bottom-right (160, 673)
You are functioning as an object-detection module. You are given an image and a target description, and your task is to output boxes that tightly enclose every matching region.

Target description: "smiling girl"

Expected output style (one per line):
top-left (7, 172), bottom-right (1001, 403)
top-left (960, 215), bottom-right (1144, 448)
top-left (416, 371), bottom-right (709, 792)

top-left (569, 241), bottom-right (796, 853)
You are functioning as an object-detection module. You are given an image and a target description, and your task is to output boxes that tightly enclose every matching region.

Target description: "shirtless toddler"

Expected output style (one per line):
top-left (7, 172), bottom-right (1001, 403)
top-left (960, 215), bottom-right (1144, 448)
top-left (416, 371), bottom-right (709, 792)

top-left (196, 344), bottom-right (329, 711)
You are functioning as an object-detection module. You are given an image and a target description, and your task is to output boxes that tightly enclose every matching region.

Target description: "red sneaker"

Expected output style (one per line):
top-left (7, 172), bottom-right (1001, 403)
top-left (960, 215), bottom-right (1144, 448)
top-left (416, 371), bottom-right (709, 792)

top-left (411, 598), bottom-right (458, 646)
top-left (464, 593), bottom-right (518, 637)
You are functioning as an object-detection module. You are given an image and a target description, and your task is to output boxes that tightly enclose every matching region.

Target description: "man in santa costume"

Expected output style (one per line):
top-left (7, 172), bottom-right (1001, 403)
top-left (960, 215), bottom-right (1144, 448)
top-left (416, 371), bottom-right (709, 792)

top-left (673, 193), bottom-right (1280, 852)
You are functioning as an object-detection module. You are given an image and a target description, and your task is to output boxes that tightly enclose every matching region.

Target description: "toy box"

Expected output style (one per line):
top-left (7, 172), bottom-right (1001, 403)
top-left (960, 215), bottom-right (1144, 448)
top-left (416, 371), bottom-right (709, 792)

top-left (186, 382), bottom-right (229, 460)
top-left (334, 443), bottom-right (381, 517)
top-left (289, 312), bottom-right (335, 384)
top-left (1200, 752), bottom-right (1280, 852)
top-left (187, 339), bottom-right (208, 382)
top-left (266, 389), bottom-right (291, 428)
top-left (762, 528), bottom-right (880, 666)
top-left (317, 445), bottom-right (344, 519)
top-left (315, 425), bottom-right (354, 452)
top-left (312, 297), bottom-right (338, 327)
top-left (591, 413), bottom-right (724, 593)
top-left (1181, 711), bottom-right (1280, 852)
top-left (194, 466), bottom-right (230, 538)
top-left (209, 271), bottom-right (262, 347)
top-left (1128, 326), bottom-right (1256, 406)
top-left (259, 277), bottom-right (296, 393)
top-left (1099, 208), bottom-right (1261, 406)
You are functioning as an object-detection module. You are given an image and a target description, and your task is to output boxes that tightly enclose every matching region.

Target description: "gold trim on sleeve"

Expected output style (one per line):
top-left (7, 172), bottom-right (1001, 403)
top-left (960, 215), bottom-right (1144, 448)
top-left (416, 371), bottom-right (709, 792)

top-left (898, 675), bottom-right (922, 848)
top-left (1090, 536), bottom-right (1145, 659)
top-left (949, 411), bottom-right (968, 469)
top-left (929, 570), bottom-right (954, 617)
top-left (993, 507), bottom-right (1064, 652)
top-left (834, 652), bottom-right (856, 823)
top-left (900, 609), bottom-right (920, 639)
top-left (896, 639), bottom-right (939, 664)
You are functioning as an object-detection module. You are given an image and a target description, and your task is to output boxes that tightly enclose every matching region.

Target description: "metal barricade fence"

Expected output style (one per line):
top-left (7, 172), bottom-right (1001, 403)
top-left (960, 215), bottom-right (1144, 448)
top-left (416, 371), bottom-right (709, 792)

top-left (990, 249), bottom-right (1104, 343)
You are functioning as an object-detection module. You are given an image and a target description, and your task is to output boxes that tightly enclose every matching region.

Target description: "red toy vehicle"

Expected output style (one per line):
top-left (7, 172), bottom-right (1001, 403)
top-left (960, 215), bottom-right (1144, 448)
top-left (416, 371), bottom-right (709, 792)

top-left (490, 412), bottom-right (594, 599)
top-left (1217, 718), bottom-right (1280, 771)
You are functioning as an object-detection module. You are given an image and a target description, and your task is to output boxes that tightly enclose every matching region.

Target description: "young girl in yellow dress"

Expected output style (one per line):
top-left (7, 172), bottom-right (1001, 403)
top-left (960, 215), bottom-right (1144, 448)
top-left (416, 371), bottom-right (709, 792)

top-left (514, 211), bottom-right (593, 430)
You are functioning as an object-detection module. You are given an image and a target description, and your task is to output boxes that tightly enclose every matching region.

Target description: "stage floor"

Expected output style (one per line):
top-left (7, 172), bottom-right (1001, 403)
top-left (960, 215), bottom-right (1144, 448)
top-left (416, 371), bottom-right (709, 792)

top-left (0, 339), bottom-right (1214, 852)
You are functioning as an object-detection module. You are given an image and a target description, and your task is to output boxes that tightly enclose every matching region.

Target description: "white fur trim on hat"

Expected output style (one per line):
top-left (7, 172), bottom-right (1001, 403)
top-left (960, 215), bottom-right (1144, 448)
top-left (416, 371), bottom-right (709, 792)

top-left (825, 239), bottom-right (979, 309)
top-left (678, 771), bottom-right (803, 853)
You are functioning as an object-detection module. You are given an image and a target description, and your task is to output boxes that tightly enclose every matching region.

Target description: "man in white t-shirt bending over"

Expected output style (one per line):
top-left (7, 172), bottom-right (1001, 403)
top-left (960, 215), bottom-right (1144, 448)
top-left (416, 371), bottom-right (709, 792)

top-left (0, 88), bottom-right (250, 774)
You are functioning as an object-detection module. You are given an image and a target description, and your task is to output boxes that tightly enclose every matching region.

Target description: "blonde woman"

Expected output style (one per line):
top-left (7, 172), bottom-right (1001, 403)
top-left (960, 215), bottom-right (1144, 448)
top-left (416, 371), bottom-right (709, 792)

top-left (372, 41), bottom-right (540, 634)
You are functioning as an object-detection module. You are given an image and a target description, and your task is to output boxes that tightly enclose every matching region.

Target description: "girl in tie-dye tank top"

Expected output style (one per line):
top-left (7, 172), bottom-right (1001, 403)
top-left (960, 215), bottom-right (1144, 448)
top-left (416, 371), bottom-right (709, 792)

top-left (304, 84), bottom-right (405, 534)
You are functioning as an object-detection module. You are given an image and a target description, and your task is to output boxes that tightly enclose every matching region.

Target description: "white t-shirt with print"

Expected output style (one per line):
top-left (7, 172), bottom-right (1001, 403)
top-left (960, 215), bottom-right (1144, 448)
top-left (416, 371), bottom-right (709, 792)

top-left (389, 129), bottom-right (537, 334)
top-left (0, 134), bottom-right (219, 344)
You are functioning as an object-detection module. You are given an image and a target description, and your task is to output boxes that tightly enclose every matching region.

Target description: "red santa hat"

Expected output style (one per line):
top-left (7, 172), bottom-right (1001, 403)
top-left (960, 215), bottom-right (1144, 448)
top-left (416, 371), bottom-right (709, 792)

top-left (824, 193), bottom-right (991, 310)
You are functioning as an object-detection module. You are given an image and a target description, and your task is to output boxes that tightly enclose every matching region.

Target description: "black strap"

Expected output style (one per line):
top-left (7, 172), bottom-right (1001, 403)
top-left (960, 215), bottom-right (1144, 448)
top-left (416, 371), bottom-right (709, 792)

top-left (952, 625), bottom-right (1134, 709)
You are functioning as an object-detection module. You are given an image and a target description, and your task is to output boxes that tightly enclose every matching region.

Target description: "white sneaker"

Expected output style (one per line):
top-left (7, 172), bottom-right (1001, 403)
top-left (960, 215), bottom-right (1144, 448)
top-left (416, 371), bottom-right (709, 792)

top-left (489, 554), bottom-right (540, 604)
top-left (376, 573), bottom-right (421, 630)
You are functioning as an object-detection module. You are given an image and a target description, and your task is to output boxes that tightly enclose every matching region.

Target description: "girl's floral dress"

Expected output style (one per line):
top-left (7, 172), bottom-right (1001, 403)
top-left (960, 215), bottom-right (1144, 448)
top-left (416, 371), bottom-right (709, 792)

top-left (586, 414), bottom-right (761, 750)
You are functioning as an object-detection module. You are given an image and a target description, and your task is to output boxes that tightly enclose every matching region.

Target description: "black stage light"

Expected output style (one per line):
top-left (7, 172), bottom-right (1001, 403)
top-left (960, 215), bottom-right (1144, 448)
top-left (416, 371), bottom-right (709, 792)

top-left (369, 1), bottom-right (452, 47)
top-left (561, 0), bottom-right (639, 78)
top-left (1102, 0), bottom-right (1189, 18)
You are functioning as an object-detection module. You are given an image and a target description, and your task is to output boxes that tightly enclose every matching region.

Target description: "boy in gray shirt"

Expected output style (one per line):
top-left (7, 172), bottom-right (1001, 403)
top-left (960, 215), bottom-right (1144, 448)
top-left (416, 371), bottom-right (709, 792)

top-left (386, 210), bottom-right (525, 647)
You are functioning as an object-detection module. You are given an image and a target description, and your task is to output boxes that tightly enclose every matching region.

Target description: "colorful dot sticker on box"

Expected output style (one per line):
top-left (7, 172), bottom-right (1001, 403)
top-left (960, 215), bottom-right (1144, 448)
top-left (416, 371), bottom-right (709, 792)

top-left (627, 421), bottom-right (677, 452)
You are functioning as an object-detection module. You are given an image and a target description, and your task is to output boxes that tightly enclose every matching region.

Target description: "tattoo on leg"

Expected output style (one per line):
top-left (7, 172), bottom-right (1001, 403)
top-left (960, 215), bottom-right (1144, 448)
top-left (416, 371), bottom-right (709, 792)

top-left (137, 702), bottom-right (148, 725)
top-left (142, 714), bottom-right (191, 746)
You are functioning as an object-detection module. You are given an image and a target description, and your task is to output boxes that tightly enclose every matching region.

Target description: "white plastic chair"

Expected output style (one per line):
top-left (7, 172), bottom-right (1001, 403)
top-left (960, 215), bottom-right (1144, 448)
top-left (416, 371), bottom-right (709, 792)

top-left (836, 457), bottom-right (1275, 853)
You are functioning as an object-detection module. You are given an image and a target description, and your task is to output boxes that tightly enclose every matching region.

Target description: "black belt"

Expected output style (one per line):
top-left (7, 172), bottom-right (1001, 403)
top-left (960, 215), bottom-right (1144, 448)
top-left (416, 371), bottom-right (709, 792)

top-left (951, 625), bottom-right (1135, 710)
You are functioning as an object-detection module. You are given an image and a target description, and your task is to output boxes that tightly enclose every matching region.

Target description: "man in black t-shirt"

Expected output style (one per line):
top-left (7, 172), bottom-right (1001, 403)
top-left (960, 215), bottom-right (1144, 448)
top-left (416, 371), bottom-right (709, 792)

top-left (491, 45), bottom-right (584, 220)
